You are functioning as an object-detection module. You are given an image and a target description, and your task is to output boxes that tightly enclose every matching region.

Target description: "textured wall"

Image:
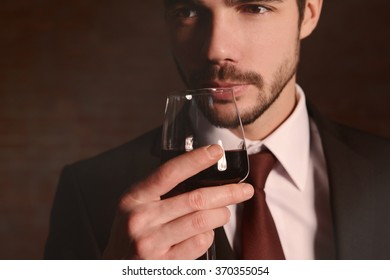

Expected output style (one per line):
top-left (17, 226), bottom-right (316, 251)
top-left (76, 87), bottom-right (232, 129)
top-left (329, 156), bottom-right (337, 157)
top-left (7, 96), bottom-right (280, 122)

top-left (299, 1), bottom-right (390, 135)
top-left (0, 1), bottom-right (389, 259)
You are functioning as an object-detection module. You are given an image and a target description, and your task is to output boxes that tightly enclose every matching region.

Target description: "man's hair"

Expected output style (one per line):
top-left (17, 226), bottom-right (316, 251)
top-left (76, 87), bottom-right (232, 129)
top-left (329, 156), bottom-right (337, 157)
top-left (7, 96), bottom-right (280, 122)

top-left (297, 0), bottom-right (307, 25)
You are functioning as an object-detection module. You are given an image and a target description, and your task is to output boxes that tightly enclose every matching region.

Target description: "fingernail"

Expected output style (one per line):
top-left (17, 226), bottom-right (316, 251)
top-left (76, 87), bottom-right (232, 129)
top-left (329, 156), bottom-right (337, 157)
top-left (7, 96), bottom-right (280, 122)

top-left (242, 184), bottom-right (254, 197)
top-left (206, 144), bottom-right (222, 158)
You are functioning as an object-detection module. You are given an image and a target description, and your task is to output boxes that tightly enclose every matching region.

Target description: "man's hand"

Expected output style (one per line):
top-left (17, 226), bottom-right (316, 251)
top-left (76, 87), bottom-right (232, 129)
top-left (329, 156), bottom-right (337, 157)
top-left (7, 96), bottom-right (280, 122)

top-left (102, 144), bottom-right (254, 260)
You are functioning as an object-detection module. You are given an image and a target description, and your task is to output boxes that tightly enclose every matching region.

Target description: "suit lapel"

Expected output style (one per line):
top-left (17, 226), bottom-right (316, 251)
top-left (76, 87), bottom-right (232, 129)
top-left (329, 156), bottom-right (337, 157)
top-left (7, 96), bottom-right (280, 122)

top-left (215, 227), bottom-right (236, 259)
top-left (310, 106), bottom-right (375, 259)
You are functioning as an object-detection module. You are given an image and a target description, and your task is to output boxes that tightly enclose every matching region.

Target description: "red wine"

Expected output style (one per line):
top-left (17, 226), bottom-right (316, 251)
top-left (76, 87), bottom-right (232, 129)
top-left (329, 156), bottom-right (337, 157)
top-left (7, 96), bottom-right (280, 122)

top-left (161, 149), bottom-right (249, 188)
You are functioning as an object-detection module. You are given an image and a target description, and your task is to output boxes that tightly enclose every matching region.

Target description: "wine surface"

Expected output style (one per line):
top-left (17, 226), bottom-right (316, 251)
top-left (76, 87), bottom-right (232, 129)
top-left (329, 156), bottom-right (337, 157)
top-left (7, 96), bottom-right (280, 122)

top-left (161, 149), bottom-right (248, 188)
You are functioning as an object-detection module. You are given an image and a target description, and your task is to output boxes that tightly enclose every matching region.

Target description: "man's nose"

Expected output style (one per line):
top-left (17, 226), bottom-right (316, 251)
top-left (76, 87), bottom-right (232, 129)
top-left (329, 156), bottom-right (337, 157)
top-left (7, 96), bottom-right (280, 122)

top-left (201, 13), bottom-right (241, 65)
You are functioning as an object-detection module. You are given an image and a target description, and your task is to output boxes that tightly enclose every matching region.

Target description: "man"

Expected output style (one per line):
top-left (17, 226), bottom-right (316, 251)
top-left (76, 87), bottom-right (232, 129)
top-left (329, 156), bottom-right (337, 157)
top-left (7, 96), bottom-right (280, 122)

top-left (45, 0), bottom-right (390, 259)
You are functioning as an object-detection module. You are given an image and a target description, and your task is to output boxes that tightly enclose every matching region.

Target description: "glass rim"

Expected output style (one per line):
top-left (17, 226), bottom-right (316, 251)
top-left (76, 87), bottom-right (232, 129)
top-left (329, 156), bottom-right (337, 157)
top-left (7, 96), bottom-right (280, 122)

top-left (167, 87), bottom-right (234, 97)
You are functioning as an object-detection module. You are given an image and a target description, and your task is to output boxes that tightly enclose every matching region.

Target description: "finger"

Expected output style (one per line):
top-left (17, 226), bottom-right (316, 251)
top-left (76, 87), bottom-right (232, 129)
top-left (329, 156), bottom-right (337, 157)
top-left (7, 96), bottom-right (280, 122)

top-left (130, 207), bottom-right (224, 260)
top-left (156, 207), bottom-right (231, 251)
top-left (126, 183), bottom-right (253, 233)
top-left (119, 183), bottom-right (253, 246)
top-left (126, 145), bottom-right (223, 203)
top-left (167, 231), bottom-right (214, 260)
top-left (154, 183), bottom-right (254, 225)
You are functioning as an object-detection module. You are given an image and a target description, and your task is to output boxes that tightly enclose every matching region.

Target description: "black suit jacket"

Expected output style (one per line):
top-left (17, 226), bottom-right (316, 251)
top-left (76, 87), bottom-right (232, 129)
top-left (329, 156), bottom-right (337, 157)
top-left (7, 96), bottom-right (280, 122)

top-left (44, 107), bottom-right (390, 259)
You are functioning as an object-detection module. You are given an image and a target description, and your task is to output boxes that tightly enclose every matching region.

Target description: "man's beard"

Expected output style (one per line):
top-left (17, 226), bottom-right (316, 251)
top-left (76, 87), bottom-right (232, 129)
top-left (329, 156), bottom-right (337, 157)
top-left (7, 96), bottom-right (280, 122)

top-left (173, 44), bottom-right (300, 128)
top-left (238, 56), bottom-right (298, 127)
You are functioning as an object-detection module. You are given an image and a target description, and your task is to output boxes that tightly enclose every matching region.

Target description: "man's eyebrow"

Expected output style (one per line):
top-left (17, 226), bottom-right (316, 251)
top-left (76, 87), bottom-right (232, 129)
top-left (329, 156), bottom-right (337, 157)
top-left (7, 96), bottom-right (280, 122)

top-left (164, 0), bottom-right (198, 7)
top-left (164, 0), bottom-right (284, 7)
top-left (225, 0), bottom-right (284, 4)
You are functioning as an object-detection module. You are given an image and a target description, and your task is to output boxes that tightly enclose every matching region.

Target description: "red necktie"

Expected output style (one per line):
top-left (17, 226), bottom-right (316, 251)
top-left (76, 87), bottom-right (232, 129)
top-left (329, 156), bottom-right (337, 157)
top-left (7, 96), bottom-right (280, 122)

top-left (241, 151), bottom-right (285, 259)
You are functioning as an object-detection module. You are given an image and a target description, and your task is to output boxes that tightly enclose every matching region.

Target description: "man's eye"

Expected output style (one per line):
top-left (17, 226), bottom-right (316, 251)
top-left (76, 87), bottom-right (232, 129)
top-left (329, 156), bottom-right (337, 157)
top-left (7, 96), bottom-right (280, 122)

top-left (238, 5), bottom-right (269, 15)
top-left (171, 7), bottom-right (198, 19)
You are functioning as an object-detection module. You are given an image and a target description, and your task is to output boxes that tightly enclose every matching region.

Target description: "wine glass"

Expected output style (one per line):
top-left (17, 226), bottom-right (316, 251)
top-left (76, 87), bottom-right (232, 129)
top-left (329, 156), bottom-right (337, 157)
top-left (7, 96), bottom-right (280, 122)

top-left (161, 88), bottom-right (249, 260)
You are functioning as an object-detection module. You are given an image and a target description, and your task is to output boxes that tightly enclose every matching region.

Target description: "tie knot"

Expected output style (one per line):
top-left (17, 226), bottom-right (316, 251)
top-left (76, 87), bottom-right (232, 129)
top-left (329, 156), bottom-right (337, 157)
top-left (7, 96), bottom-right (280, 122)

top-left (248, 150), bottom-right (276, 190)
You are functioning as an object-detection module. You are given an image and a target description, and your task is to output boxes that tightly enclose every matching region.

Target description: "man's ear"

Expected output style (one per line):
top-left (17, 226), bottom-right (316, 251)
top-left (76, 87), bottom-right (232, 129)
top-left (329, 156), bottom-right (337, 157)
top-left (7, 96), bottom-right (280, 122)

top-left (299, 0), bottom-right (323, 39)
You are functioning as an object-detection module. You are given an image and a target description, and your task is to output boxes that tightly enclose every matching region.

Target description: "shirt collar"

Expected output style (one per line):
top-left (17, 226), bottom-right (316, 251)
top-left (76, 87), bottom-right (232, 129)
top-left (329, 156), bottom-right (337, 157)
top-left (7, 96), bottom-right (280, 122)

top-left (246, 85), bottom-right (310, 191)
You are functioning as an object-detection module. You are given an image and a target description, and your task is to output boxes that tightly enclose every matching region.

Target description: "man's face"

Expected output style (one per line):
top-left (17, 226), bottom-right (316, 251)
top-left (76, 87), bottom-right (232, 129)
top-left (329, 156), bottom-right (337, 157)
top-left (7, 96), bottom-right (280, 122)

top-left (165, 0), bottom-right (302, 127)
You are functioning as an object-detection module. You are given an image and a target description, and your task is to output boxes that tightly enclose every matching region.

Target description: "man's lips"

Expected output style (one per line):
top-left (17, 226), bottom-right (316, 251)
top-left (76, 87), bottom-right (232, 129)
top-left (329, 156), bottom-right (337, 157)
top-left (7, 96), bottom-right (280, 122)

top-left (201, 81), bottom-right (243, 87)
top-left (201, 82), bottom-right (250, 98)
top-left (195, 82), bottom-right (249, 102)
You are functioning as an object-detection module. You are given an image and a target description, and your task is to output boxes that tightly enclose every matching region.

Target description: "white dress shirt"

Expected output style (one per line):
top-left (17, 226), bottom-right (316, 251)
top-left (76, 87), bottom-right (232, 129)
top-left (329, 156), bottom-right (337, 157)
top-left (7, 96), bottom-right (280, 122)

top-left (224, 85), bottom-right (336, 259)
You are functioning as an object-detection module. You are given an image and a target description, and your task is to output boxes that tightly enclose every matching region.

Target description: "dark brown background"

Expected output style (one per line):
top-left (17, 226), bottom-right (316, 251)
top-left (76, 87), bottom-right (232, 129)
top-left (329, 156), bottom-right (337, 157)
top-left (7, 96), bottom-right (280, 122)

top-left (0, 0), bottom-right (389, 259)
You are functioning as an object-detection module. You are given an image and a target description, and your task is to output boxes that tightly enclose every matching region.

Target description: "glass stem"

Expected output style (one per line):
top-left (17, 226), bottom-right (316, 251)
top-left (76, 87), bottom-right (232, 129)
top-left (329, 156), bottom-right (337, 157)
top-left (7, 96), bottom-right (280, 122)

top-left (206, 234), bottom-right (216, 260)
